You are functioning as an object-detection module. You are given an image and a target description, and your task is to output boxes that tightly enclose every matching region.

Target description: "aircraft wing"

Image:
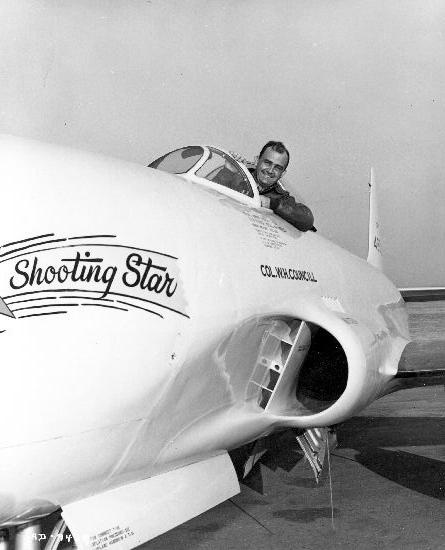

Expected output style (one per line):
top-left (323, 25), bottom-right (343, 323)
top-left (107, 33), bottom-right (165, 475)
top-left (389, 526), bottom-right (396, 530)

top-left (62, 453), bottom-right (239, 550)
top-left (400, 287), bottom-right (445, 302)
top-left (386, 298), bottom-right (445, 393)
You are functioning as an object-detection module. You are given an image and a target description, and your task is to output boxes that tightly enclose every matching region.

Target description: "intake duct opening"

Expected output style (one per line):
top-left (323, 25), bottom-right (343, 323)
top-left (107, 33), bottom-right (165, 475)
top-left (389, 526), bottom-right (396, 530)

top-left (296, 328), bottom-right (348, 409)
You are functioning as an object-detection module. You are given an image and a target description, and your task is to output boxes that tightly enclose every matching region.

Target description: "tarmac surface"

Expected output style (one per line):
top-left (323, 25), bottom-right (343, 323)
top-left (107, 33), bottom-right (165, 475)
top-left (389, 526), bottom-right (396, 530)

top-left (142, 302), bottom-right (445, 550)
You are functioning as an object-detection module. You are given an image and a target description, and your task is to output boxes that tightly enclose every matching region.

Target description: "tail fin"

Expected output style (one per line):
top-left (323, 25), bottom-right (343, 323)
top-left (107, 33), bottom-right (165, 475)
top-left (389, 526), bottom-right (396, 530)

top-left (367, 168), bottom-right (383, 270)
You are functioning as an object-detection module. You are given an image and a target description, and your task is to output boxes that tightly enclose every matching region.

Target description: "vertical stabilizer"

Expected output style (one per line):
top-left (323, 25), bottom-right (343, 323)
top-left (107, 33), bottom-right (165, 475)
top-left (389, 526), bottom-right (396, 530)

top-left (367, 168), bottom-right (383, 271)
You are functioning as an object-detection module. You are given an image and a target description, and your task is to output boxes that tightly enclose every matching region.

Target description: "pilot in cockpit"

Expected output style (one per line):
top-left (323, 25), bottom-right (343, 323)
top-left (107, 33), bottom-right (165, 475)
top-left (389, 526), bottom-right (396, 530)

top-left (249, 141), bottom-right (315, 232)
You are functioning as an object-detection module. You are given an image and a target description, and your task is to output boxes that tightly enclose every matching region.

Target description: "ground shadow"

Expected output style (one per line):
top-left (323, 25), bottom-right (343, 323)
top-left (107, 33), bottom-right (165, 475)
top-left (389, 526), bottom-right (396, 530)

top-left (337, 416), bottom-right (445, 448)
top-left (337, 416), bottom-right (445, 500)
top-left (353, 447), bottom-right (445, 499)
top-left (230, 430), bottom-right (306, 494)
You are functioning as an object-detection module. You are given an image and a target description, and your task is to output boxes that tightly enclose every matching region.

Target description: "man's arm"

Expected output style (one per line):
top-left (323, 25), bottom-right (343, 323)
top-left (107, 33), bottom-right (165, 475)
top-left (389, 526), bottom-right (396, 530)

top-left (245, 162), bottom-right (315, 232)
top-left (268, 192), bottom-right (315, 232)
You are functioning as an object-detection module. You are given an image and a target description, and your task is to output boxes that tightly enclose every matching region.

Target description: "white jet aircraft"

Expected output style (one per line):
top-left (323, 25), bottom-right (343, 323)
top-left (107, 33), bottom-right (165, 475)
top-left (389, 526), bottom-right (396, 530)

top-left (0, 136), bottom-right (443, 549)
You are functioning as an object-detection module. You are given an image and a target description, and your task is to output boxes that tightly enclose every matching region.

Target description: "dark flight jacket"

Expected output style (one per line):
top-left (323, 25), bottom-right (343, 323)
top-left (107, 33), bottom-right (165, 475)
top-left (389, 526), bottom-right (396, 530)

top-left (248, 169), bottom-right (315, 232)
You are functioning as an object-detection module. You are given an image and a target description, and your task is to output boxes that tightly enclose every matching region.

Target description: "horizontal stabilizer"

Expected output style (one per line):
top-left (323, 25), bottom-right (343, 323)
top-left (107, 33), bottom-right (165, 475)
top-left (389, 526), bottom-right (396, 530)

top-left (62, 453), bottom-right (239, 550)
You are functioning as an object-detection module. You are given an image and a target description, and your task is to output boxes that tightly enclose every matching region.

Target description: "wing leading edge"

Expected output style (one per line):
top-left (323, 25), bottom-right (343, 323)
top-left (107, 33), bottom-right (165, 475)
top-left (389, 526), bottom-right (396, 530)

top-left (387, 299), bottom-right (445, 394)
top-left (62, 453), bottom-right (239, 550)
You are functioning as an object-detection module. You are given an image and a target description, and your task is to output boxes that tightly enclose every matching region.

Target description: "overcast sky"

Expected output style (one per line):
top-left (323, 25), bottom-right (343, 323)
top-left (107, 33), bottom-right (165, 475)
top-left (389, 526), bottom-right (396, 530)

top-left (1, 0), bottom-right (444, 286)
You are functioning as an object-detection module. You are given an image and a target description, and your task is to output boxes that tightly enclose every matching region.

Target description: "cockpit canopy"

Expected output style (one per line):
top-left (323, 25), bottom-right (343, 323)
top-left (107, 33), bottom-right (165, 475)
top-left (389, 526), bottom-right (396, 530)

top-left (149, 146), bottom-right (260, 205)
top-left (149, 146), bottom-right (204, 175)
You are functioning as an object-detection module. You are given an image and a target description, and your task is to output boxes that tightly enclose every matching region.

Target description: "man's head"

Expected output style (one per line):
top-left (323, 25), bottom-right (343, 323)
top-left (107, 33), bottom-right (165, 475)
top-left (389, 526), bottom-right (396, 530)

top-left (255, 141), bottom-right (290, 189)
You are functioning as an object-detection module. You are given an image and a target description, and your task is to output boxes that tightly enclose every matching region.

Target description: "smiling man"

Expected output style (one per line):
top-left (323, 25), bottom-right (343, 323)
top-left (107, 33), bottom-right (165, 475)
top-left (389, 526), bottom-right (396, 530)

top-left (250, 141), bottom-right (315, 232)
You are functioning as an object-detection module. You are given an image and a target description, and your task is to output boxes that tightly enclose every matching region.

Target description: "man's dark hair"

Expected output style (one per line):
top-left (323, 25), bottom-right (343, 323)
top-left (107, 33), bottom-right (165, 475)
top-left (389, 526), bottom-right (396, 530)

top-left (259, 141), bottom-right (290, 168)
